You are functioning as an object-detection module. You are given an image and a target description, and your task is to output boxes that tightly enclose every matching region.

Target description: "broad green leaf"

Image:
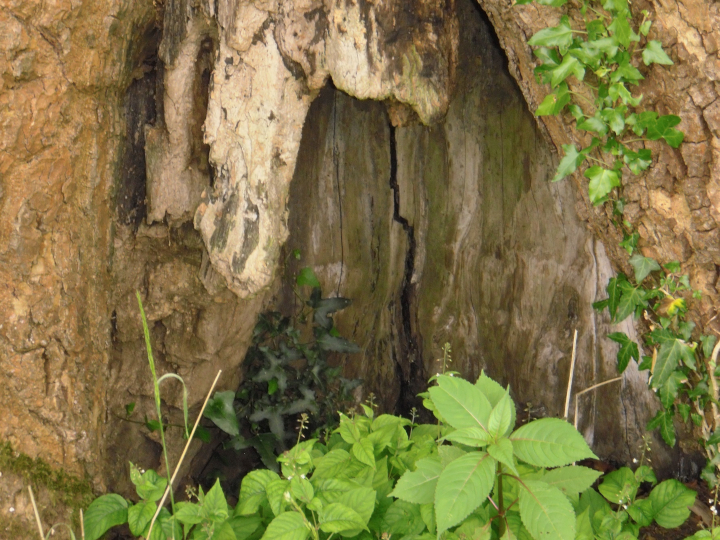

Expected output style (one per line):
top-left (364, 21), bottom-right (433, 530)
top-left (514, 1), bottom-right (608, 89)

top-left (487, 438), bottom-right (518, 475)
top-left (83, 494), bottom-right (129, 540)
top-left (627, 498), bottom-right (655, 527)
top-left (352, 439), bottom-right (376, 469)
top-left (575, 507), bottom-right (594, 540)
top-left (652, 339), bottom-right (695, 389)
top-left (174, 501), bottom-right (203, 525)
top-left (381, 500), bottom-right (425, 536)
top-left (319, 503), bottom-right (367, 533)
top-left (129, 464), bottom-right (167, 503)
top-left (261, 512), bottom-right (310, 540)
top-left (649, 479), bottom-right (696, 528)
top-left (204, 478), bottom-right (230, 520)
top-left (551, 144), bottom-right (584, 183)
top-left (519, 480), bottom-right (576, 540)
top-left (629, 254), bottom-right (661, 283)
top-left (439, 445), bottom-right (467, 468)
top-left (128, 501), bottom-right (156, 537)
top-left (607, 332), bottom-right (639, 373)
top-left (505, 512), bottom-right (534, 540)
top-left (338, 487), bottom-right (376, 525)
top-left (510, 418), bottom-right (597, 467)
top-left (488, 391), bottom-right (514, 439)
top-left (237, 470), bottom-right (280, 515)
top-left (476, 372), bottom-right (516, 434)
top-left (538, 0), bottom-right (568, 6)
top-left (528, 16), bottom-right (573, 49)
top-left (442, 427), bottom-right (493, 447)
top-left (290, 477), bottom-right (314, 504)
top-left (435, 452), bottom-right (496, 535)
top-left (313, 478), bottom-right (355, 504)
top-left (266, 479), bottom-right (290, 517)
top-left (643, 40), bottom-right (673, 65)
top-left (296, 267), bottom-right (321, 288)
top-left (390, 457), bottom-right (442, 504)
top-left (207, 521), bottom-right (238, 540)
top-left (541, 466), bottom-right (603, 495)
top-left (420, 503), bottom-right (436, 534)
top-left (205, 390), bottom-right (241, 437)
top-left (313, 449), bottom-right (364, 479)
top-left (584, 166), bottom-right (620, 205)
top-left (429, 375), bottom-right (492, 432)
top-left (598, 467), bottom-right (637, 504)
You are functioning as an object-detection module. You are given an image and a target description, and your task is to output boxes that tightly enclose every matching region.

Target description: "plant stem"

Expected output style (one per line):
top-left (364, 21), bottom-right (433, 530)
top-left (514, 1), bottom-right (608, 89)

top-left (497, 463), bottom-right (505, 537)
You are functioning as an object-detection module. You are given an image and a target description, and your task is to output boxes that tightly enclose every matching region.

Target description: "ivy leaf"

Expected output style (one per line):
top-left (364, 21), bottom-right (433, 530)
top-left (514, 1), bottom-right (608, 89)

top-left (646, 115), bottom-right (684, 148)
top-left (584, 166), bottom-right (620, 205)
top-left (649, 479), bottom-right (696, 528)
top-left (608, 13), bottom-right (632, 48)
top-left (390, 457), bottom-right (442, 504)
top-left (536, 84), bottom-right (571, 116)
top-left (297, 267), bottom-right (321, 288)
top-left (606, 274), bottom-right (627, 320)
top-left (611, 60), bottom-right (644, 84)
top-left (608, 83), bottom-right (642, 106)
top-left (652, 339), bottom-right (695, 388)
top-left (643, 40), bottom-right (673, 65)
top-left (551, 144), bottom-right (585, 183)
top-left (205, 390), bottom-right (240, 438)
top-left (607, 332), bottom-right (639, 373)
top-left (83, 494), bottom-right (130, 540)
top-left (528, 16), bottom-right (574, 50)
top-left (538, 0), bottom-right (569, 6)
top-left (551, 55), bottom-right (585, 87)
top-left (629, 254), bottom-right (661, 283)
top-left (261, 512), bottom-right (310, 540)
top-left (658, 371), bottom-right (685, 410)
top-left (578, 114), bottom-right (609, 136)
top-left (647, 410), bottom-right (676, 447)
top-left (601, 107), bottom-right (625, 135)
top-left (623, 148), bottom-right (652, 175)
top-left (510, 418), bottom-right (597, 467)
top-left (316, 334), bottom-right (361, 353)
top-left (519, 480), bottom-right (576, 540)
top-left (435, 452), bottom-right (496, 535)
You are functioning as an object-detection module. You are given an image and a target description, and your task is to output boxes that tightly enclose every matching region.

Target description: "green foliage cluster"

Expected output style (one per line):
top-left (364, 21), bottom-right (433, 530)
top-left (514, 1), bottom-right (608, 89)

top-left (204, 267), bottom-right (361, 471)
top-left (516, 0), bottom-right (720, 486)
top-left (83, 371), bottom-right (697, 540)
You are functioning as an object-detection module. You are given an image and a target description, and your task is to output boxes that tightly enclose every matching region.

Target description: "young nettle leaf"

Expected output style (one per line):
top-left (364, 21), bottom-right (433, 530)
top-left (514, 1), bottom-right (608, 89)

top-left (607, 332), bottom-right (640, 373)
top-left (642, 40), bottom-right (673, 65)
top-left (519, 480), bottom-right (576, 540)
top-left (261, 511), bottom-right (310, 540)
top-left (429, 374), bottom-right (492, 432)
top-left (541, 466), bottom-right (603, 496)
top-left (488, 390), bottom-right (515, 439)
top-left (528, 16), bottom-right (574, 50)
top-left (510, 418), bottom-right (597, 467)
top-left (390, 456), bottom-right (442, 504)
top-left (434, 452), bottom-right (496, 535)
top-left (649, 479), bottom-right (696, 528)
top-left (83, 494), bottom-right (130, 540)
top-left (584, 166), bottom-right (620, 205)
top-left (629, 253), bottom-right (661, 282)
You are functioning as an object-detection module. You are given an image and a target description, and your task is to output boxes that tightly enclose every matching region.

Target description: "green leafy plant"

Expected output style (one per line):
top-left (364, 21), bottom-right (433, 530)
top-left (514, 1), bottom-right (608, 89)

top-left (514, 0), bottom-right (720, 491)
top-left (204, 267), bottom-right (361, 470)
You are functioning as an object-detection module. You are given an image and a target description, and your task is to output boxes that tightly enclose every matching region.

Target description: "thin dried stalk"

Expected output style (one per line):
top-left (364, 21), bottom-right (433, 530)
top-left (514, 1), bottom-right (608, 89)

top-left (574, 377), bottom-right (623, 430)
top-left (28, 485), bottom-right (44, 539)
top-left (564, 329), bottom-right (579, 420)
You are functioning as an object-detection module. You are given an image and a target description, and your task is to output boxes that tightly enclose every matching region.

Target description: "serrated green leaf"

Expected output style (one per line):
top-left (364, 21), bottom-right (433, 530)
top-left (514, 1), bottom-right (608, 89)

top-left (297, 267), bottom-right (321, 288)
top-left (338, 487), bottom-right (376, 525)
top-left (174, 502), bottom-right (203, 525)
top-left (261, 512), bottom-right (310, 540)
top-left (381, 500), bottom-right (425, 536)
top-left (528, 17), bottom-right (573, 49)
top-left (435, 452), bottom-right (496, 535)
top-left (488, 391), bottom-right (514, 439)
top-left (649, 479), bottom-right (696, 528)
top-left (237, 470), bottom-right (280, 515)
top-left (551, 144), bottom-right (585, 183)
top-left (643, 40), bottom-right (673, 65)
top-left (352, 439), bottom-right (376, 469)
top-left (629, 254), bottom-right (661, 283)
top-left (542, 466), bottom-right (603, 495)
top-left (319, 503), bottom-right (367, 533)
top-left (390, 457), bottom-right (441, 504)
top-left (421, 502), bottom-right (436, 534)
top-left (627, 498), bottom-right (655, 527)
top-left (429, 375), bottom-right (492, 432)
top-left (488, 438), bottom-right (518, 475)
top-left (205, 390), bottom-right (240, 437)
top-left (519, 480), bottom-right (576, 540)
top-left (585, 166), bottom-right (620, 205)
top-left (607, 332), bottom-right (639, 373)
top-left (204, 478), bottom-right (230, 520)
top-left (129, 464), bottom-right (167, 503)
top-left (83, 494), bottom-right (129, 540)
top-left (128, 501), bottom-right (156, 537)
top-left (266, 479), bottom-right (290, 517)
top-left (598, 467), bottom-right (638, 504)
top-left (290, 477), bottom-right (314, 504)
top-left (510, 418), bottom-right (597, 467)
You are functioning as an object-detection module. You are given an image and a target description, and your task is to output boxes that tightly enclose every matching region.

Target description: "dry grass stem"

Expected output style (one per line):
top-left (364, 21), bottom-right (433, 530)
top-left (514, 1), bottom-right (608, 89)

top-left (145, 369), bottom-right (223, 539)
top-left (564, 329), bottom-right (579, 420)
top-left (28, 485), bottom-right (44, 539)
top-left (574, 377), bottom-right (623, 431)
